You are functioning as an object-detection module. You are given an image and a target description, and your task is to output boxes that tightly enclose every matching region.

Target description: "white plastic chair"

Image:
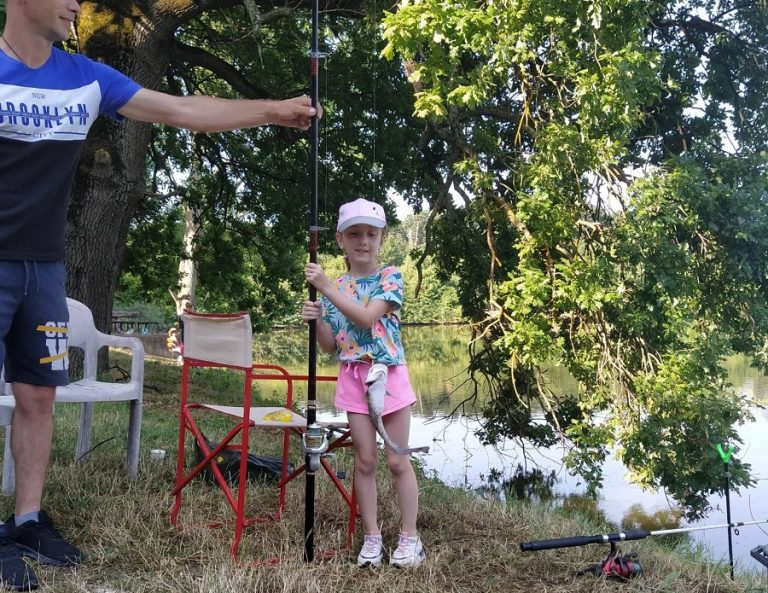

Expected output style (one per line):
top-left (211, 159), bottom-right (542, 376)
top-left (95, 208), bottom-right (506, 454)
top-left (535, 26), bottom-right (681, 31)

top-left (1, 297), bottom-right (144, 494)
top-left (57, 298), bottom-right (144, 477)
top-left (0, 372), bottom-right (15, 495)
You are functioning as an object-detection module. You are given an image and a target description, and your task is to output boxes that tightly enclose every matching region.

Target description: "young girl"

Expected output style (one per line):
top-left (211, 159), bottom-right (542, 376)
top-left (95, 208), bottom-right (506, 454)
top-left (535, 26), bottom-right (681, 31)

top-left (300, 198), bottom-right (425, 568)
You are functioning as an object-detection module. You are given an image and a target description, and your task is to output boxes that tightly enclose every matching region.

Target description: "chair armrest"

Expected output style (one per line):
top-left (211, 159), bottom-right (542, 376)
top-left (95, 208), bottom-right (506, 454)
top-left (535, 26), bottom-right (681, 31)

top-left (93, 331), bottom-right (145, 399)
top-left (98, 332), bottom-right (143, 352)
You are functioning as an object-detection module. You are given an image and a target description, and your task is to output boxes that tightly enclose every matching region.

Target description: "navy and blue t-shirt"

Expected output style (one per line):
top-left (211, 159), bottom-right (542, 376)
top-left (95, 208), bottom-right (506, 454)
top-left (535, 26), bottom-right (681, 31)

top-left (0, 48), bottom-right (142, 261)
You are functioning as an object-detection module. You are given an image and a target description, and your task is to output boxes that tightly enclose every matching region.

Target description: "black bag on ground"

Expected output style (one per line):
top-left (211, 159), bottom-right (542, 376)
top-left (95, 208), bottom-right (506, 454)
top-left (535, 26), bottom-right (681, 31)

top-left (193, 434), bottom-right (293, 485)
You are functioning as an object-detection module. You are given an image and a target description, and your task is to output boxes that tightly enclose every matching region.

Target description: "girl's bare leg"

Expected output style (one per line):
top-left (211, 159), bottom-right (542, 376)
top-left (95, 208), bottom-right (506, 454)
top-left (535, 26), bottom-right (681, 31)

top-left (347, 412), bottom-right (381, 534)
top-left (383, 407), bottom-right (419, 535)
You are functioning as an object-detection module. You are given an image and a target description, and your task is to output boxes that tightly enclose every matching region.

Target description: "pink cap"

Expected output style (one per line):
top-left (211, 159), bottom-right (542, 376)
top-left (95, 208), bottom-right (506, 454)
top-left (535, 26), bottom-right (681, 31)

top-left (337, 198), bottom-right (387, 232)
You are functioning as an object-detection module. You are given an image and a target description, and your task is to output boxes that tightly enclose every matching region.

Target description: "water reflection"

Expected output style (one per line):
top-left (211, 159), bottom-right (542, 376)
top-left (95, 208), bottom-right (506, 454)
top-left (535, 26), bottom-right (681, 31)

top-left (478, 464), bottom-right (558, 503)
top-left (622, 504), bottom-right (684, 532)
top-left (253, 326), bottom-right (768, 572)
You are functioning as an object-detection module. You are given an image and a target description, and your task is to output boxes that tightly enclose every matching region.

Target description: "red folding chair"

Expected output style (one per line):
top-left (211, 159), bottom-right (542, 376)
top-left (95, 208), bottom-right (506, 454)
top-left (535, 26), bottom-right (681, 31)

top-left (170, 311), bottom-right (357, 561)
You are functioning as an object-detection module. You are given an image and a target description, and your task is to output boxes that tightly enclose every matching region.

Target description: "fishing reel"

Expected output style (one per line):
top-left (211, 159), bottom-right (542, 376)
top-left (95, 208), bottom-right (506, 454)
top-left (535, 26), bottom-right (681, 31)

top-left (577, 542), bottom-right (643, 580)
top-left (302, 423), bottom-right (329, 473)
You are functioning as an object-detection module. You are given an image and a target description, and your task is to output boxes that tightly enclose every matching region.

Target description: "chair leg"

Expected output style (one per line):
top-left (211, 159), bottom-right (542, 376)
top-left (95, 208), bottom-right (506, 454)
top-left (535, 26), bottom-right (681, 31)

top-left (172, 366), bottom-right (192, 528)
top-left (75, 402), bottom-right (94, 462)
top-left (170, 413), bottom-right (187, 528)
top-left (276, 427), bottom-right (292, 518)
top-left (2, 426), bottom-right (15, 496)
top-left (126, 399), bottom-right (142, 479)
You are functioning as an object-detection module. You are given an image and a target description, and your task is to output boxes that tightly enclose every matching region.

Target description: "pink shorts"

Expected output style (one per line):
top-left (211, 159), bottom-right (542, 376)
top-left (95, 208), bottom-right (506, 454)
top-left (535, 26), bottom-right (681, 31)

top-left (335, 362), bottom-right (417, 416)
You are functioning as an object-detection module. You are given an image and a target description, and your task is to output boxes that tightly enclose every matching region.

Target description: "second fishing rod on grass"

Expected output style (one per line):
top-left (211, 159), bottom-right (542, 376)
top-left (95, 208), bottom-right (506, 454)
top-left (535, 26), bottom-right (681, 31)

top-left (520, 443), bottom-right (768, 580)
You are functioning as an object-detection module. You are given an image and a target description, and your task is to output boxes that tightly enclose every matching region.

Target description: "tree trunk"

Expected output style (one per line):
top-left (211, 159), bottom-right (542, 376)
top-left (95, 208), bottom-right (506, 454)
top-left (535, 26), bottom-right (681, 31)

top-left (171, 203), bottom-right (199, 317)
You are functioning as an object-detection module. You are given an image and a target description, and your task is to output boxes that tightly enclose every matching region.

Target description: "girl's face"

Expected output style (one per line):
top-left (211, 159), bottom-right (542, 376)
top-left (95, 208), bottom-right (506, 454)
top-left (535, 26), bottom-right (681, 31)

top-left (337, 224), bottom-right (385, 274)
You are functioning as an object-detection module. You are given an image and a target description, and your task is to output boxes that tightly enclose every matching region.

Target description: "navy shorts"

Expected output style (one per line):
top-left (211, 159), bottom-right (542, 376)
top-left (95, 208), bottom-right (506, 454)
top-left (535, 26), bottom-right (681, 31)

top-left (0, 260), bottom-right (70, 387)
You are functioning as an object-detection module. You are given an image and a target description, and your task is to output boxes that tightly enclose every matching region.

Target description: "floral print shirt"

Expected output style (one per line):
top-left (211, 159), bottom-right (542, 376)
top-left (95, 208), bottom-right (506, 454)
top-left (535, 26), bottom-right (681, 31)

top-left (321, 265), bottom-right (406, 365)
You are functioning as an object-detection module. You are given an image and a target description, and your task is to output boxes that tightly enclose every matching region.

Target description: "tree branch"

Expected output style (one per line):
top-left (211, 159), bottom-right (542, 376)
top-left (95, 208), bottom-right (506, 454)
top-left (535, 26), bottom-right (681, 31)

top-left (652, 14), bottom-right (763, 53)
top-left (170, 40), bottom-right (272, 98)
top-left (158, 0), bottom-right (366, 26)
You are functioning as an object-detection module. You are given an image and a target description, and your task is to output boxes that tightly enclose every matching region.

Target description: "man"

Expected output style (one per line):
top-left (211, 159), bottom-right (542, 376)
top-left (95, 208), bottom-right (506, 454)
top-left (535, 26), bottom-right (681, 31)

top-left (0, 0), bottom-right (320, 589)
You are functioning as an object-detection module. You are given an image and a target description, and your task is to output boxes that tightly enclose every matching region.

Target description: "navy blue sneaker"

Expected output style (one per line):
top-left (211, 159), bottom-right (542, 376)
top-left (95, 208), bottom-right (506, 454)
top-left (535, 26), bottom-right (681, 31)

top-left (0, 530), bottom-right (37, 591)
top-left (7, 512), bottom-right (83, 567)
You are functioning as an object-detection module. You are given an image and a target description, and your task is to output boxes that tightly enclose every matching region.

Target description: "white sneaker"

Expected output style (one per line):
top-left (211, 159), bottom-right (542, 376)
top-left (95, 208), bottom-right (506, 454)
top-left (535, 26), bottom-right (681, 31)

top-left (357, 534), bottom-right (383, 567)
top-left (390, 533), bottom-right (425, 568)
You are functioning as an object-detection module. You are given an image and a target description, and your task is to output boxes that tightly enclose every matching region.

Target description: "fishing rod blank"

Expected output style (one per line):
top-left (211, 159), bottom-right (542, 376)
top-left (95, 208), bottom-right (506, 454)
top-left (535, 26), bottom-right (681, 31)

top-left (303, 0), bottom-right (322, 563)
top-left (520, 519), bottom-right (768, 552)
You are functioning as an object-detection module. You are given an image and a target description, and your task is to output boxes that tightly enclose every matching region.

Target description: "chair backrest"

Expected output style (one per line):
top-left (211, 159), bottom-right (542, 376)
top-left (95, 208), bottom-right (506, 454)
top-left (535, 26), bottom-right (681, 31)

top-left (181, 312), bottom-right (253, 369)
top-left (66, 297), bottom-right (97, 349)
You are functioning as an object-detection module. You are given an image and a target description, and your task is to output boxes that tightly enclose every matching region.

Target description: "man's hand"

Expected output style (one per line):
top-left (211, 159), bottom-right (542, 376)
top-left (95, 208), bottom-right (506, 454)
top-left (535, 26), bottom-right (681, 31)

top-left (274, 96), bottom-right (324, 130)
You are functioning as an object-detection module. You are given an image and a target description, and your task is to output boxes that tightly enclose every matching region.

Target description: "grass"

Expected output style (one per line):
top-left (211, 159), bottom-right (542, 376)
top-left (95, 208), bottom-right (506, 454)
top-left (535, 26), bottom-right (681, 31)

top-left (0, 352), bottom-right (764, 592)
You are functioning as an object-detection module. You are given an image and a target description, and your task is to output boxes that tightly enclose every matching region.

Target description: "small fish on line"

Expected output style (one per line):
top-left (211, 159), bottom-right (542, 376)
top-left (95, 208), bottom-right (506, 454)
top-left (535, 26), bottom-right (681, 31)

top-left (365, 363), bottom-right (429, 455)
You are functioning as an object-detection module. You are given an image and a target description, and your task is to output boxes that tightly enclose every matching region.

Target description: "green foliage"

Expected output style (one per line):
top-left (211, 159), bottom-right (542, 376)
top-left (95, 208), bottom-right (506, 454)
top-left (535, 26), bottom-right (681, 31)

top-left (119, 206), bottom-right (461, 327)
top-left (383, 0), bottom-right (768, 519)
top-left (385, 216), bottom-right (462, 323)
top-left (400, 255), bottom-right (461, 323)
top-left (111, 298), bottom-right (168, 325)
top-left (118, 184), bottom-right (184, 317)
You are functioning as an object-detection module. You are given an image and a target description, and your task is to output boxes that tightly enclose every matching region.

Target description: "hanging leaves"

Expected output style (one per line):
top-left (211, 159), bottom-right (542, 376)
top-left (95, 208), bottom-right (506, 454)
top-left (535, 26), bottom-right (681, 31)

top-left (382, 0), bottom-right (768, 519)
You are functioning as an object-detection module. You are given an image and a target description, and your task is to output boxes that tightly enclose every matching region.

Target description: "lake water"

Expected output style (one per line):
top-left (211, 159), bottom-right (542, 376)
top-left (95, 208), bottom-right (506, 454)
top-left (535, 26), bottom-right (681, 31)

top-left (253, 325), bottom-right (768, 573)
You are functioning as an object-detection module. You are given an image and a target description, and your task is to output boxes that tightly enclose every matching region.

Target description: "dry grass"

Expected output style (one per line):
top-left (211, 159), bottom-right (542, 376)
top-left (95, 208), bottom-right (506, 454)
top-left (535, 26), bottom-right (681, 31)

top-left (0, 355), bottom-right (762, 592)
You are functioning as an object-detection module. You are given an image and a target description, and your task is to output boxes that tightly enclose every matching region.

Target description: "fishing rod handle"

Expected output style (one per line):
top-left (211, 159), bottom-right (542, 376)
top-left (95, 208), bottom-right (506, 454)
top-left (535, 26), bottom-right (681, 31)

top-left (520, 530), bottom-right (650, 552)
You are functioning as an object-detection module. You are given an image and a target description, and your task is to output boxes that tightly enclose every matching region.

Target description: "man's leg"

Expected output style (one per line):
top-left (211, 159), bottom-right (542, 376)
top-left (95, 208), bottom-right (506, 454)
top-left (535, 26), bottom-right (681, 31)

top-left (10, 382), bottom-right (54, 517)
top-left (3, 262), bottom-right (83, 567)
top-left (0, 263), bottom-right (41, 589)
top-left (7, 381), bottom-right (83, 567)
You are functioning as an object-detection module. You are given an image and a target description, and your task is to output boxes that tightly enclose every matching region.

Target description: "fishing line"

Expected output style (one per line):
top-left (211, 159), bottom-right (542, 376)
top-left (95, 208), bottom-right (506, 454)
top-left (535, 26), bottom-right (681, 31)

top-left (320, 0), bottom-right (330, 238)
top-left (371, 0), bottom-right (380, 197)
top-left (749, 494), bottom-right (768, 538)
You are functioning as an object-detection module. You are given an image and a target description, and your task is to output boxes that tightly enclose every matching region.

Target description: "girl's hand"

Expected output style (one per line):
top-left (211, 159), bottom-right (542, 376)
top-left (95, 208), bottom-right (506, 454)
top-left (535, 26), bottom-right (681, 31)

top-left (300, 300), bottom-right (323, 322)
top-left (305, 262), bottom-right (330, 291)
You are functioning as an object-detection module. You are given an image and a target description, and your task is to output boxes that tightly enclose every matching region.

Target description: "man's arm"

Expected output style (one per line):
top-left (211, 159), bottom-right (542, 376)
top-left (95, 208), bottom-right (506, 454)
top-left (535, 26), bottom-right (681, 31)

top-left (118, 89), bottom-right (319, 132)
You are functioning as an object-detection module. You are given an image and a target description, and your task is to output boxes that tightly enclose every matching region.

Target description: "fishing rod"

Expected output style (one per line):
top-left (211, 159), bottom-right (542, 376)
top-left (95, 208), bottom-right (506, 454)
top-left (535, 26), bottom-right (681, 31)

top-left (520, 518), bottom-right (768, 552)
top-left (302, 0), bottom-right (324, 563)
top-left (520, 443), bottom-right (765, 581)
